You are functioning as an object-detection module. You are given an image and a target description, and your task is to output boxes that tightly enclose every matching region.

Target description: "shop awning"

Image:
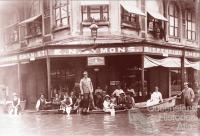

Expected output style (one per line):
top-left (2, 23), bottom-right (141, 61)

top-left (0, 63), bottom-right (18, 68)
top-left (147, 11), bottom-right (168, 22)
top-left (19, 14), bottom-right (42, 25)
top-left (146, 0), bottom-right (168, 22)
top-left (144, 56), bottom-right (181, 68)
top-left (80, 0), bottom-right (109, 6)
top-left (120, 1), bottom-right (145, 16)
top-left (185, 59), bottom-right (200, 70)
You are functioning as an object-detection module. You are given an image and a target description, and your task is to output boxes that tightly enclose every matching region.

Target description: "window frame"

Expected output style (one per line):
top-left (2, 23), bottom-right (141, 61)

top-left (81, 5), bottom-right (109, 25)
top-left (121, 7), bottom-right (140, 30)
top-left (4, 25), bottom-right (19, 44)
top-left (186, 10), bottom-right (196, 41)
top-left (168, 2), bottom-right (179, 38)
top-left (53, 0), bottom-right (70, 29)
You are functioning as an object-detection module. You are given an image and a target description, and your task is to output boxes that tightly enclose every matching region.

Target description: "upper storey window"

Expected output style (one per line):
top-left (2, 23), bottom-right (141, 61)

top-left (168, 2), bottom-right (179, 37)
top-left (186, 10), bottom-right (195, 41)
top-left (54, 0), bottom-right (70, 28)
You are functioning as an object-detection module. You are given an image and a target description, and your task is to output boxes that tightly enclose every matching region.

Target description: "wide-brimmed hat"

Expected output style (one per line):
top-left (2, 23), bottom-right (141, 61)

top-left (105, 95), bottom-right (110, 98)
top-left (184, 82), bottom-right (189, 85)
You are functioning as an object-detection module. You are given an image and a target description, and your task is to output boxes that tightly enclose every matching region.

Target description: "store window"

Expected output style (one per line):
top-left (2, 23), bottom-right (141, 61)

top-left (81, 5), bottom-right (109, 22)
top-left (186, 10), bottom-right (195, 40)
top-left (54, 0), bottom-right (69, 28)
top-left (121, 8), bottom-right (140, 30)
top-left (170, 69), bottom-right (181, 96)
top-left (168, 2), bottom-right (179, 37)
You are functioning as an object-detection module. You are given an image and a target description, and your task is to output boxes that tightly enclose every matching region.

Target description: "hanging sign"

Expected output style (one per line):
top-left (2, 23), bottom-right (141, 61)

top-left (87, 57), bottom-right (105, 66)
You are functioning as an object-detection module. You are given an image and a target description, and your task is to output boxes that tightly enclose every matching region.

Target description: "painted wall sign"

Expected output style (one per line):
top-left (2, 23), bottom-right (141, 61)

top-left (87, 57), bottom-right (105, 66)
top-left (144, 46), bottom-right (182, 56)
top-left (48, 46), bottom-right (143, 56)
top-left (185, 51), bottom-right (200, 58)
top-left (0, 55), bottom-right (18, 63)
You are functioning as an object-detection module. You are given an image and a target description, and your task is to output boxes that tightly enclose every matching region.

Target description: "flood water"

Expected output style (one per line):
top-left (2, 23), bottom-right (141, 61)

top-left (0, 108), bottom-right (199, 136)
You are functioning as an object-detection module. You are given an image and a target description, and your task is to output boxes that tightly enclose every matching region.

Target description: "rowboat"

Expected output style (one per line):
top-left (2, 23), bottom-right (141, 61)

top-left (133, 96), bottom-right (177, 112)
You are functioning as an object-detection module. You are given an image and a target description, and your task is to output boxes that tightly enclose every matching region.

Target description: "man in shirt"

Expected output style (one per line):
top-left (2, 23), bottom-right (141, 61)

top-left (79, 71), bottom-right (96, 109)
top-left (182, 82), bottom-right (195, 110)
top-left (112, 85), bottom-right (124, 97)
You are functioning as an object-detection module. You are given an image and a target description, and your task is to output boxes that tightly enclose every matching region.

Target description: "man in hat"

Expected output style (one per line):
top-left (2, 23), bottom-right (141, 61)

top-left (79, 71), bottom-right (97, 109)
top-left (182, 82), bottom-right (195, 110)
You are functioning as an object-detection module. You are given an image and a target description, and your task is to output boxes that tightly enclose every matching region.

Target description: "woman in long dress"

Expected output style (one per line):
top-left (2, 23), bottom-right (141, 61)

top-left (146, 86), bottom-right (163, 106)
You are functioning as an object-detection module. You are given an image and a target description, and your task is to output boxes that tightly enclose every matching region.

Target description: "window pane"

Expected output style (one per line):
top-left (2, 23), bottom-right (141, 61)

top-left (175, 18), bottom-right (178, 27)
top-left (192, 32), bottom-right (195, 40)
top-left (169, 16), bottom-right (174, 27)
top-left (83, 13), bottom-right (88, 21)
top-left (61, 6), bottom-right (67, 17)
top-left (103, 13), bottom-right (108, 21)
top-left (187, 31), bottom-right (191, 39)
top-left (187, 11), bottom-right (192, 20)
top-left (56, 20), bottom-right (61, 26)
top-left (192, 22), bottom-right (195, 31)
top-left (188, 22), bottom-right (192, 30)
top-left (56, 8), bottom-right (60, 20)
top-left (90, 13), bottom-right (100, 20)
top-left (169, 4), bottom-right (174, 15)
top-left (175, 28), bottom-right (178, 37)
top-left (102, 5), bottom-right (108, 12)
top-left (174, 7), bottom-right (178, 17)
top-left (169, 27), bottom-right (174, 36)
top-left (62, 18), bottom-right (68, 25)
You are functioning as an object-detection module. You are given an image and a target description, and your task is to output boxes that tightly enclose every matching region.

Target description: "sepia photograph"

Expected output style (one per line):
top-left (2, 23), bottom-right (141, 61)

top-left (0, 0), bottom-right (200, 136)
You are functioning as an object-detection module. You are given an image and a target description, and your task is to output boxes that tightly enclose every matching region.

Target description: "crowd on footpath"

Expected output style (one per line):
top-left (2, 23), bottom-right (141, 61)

top-left (1, 71), bottom-right (200, 118)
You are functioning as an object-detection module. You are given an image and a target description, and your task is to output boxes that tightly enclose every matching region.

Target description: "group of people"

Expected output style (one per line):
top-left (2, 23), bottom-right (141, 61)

top-left (35, 71), bottom-right (135, 115)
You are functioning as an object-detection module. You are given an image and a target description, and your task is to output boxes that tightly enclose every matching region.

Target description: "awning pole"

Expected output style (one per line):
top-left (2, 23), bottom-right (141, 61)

top-left (17, 62), bottom-right (22, 99)
top-left (141, 54), bottom-right (145, 99)
top-left (181, 53), bottom-right (186, 103)
top-left (46, 55), bottom-right (51, 100)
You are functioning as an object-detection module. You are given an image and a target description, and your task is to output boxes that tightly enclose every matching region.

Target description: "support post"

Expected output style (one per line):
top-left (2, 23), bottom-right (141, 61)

top-left (181, 52), bottom-right (186, 103)
top-left (46, 57), bottom-right (51, 100)
top-left (17, 62), bottom-right (22, 99)
top-left (141, 54), bottom-right (145, 99)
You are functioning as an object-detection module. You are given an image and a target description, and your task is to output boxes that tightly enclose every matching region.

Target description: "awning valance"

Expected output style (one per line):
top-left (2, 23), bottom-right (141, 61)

top-left (19, 14), bottom-right (42, 25)
top-left (144, 56), bottom-right (181, 68)
top-left (120, 1), bottom-right (145, 16)
top-left (80, 0), bottom-right (109, 6)
top-left (0, 63), bottom-right (18, 68)
top-left (185, 59), bottom-right (200, 70)
top-left (147, 11), bottom-right (168, 22)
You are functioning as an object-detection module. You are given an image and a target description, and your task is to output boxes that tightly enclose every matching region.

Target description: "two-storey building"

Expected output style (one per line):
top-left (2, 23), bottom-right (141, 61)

top-left (0, 0), bottom-right (199, 108)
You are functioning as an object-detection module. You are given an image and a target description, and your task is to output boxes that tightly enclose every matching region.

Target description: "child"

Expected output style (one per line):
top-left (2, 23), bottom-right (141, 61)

top-left (103, 95), bottom-right (115, 112)
top-left (10, 93), bottom-right (21, 115)
top-left (52, 94), bottom-right (61, 109)
top-left (125, 92), bottom-right (135, 109)
top-left (60, 93), bottom-right (72, 117)
top-left (116, 93), bottom-right (126, 110)
top-left (73, 94), bottom-right (82, 114)
top-left (79, 94), bottom-right (90, 114)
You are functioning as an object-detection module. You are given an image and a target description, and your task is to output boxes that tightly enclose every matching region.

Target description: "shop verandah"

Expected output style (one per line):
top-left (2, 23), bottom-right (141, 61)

top-left (0, 45), bottom-right (199, 108)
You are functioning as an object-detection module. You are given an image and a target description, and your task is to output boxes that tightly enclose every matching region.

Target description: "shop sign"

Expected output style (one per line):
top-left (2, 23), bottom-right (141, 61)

top-left (87, 57), bottom-right (105, 66)
top-left (144, 47), bottom-right (182, 56)
top-left (110, 81), bottom-right (120, 86)
top-left (48, 46), bottom-right (143, 56)
top-left (185, 51), bottom-right (200, 58)
top-left (19, 50), bottom-right (47, 61)
top-left (0, 55), bottom-right (18, 64)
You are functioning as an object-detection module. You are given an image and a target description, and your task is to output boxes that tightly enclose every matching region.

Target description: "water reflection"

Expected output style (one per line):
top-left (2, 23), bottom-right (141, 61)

top-left (0, 110), bottom-right (199, 136)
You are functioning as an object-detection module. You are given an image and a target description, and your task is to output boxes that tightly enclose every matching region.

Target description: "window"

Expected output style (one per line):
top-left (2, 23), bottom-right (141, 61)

top-left (26, 17), bottom-right (42, 37)
top-left (147, 15), bottom-right (164, 39)
top-left (31, 0), bottom-right (40, 17)
top-left (4, 26), bottom-right (19, 44)
top-left (54, 0), bottom-right (69, 28)
top-left (186, 10), bottom-right (195, 40)
top-left (168, 2), bottom-right (179, 37)
top-left (121, 8), bottom-right (139, 29)
top-left (82, 5), bottom-right (109, 22)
